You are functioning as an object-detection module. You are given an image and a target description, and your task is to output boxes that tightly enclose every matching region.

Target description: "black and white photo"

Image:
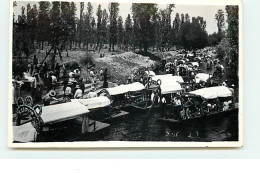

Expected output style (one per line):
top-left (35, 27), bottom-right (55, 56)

top-left (9, 0), bottom-right (242, 147)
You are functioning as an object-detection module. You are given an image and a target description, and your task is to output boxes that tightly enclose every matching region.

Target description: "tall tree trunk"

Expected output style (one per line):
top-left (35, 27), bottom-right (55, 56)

top-left (51, 47), bottom-right (57, 70)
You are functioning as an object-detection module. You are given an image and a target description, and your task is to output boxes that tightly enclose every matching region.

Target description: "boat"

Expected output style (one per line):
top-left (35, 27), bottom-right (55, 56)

top-left (73, 96), bottom-right (129, 121)
top-left (13, 97), bottom-right (110, 142)
top-left (97, 82), bottom-right (149, 111)
top-left (158, 86), bottom-right (238, 123)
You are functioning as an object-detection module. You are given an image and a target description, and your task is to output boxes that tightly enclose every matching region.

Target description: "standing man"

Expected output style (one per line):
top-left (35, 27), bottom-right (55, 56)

top-left (161, 96), bottom-right (167, 118)
top-left (103, 68), bottom-right (108, 88)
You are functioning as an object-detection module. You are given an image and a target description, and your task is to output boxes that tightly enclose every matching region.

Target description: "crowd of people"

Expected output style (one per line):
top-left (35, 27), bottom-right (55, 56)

top-left (12, 55), bottom-right (110, 107)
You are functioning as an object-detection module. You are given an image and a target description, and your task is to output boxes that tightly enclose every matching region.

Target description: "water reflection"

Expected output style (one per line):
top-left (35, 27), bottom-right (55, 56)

top-left (77, 108), bottom-right (238, 142)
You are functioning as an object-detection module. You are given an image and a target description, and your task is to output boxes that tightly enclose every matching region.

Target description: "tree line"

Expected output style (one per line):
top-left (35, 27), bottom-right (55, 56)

top-left (13, 2), bottom-right (232, 57)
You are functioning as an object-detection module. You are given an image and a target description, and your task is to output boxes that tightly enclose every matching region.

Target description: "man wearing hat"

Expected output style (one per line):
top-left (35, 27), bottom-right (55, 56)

top-left (42, 90), bottom-right (58, 106)
top-left (74, 85), bottom-right (83, 99)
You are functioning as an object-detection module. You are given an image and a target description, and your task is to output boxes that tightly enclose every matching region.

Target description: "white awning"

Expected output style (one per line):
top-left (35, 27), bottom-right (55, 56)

top-left (152, 75), bottom-right (183, 94)
top-left (189, 86), bottom-right (232, 99)
top-left (145, 71), bottom-right (156, 76)
top-left (161, 82), bottom-right (182, 94)
top-left (75, 96), bottom-right (111, 110)
top-left (195, 73), bottom-right (210, 83)
top-left (105, 82), bottom-right (145, 96)
top-left (152, 75), bottom-right (184, 83)
top-left (41, 101), bottom-right (90, 125)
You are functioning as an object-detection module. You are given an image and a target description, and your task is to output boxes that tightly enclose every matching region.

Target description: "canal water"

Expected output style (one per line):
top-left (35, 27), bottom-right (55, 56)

top-left (76, 108), bottom-right (239, 142)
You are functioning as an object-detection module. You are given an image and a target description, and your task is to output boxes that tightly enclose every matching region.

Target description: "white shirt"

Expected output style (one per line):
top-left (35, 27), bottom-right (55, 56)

top-left (87, 91), bottom-right (97, 98)
top-left (51, 75), bottom-right (57, 84)
top-left (151, 93), bottom-right (155, 101)
top-left (69, 72), bottom-right (74, 78)
top-left (74, 89), bottom-right (83, 99)
top-left (161, 97), bottom-right (166, 103)
top-left (65, 86), bottom-right (72, 95)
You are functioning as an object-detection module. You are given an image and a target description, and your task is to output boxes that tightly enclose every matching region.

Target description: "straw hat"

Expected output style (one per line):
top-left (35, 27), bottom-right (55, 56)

top-left (75, 85), bottom-right (80, 89)
top-left (49, 90), bottom-right (56, 97)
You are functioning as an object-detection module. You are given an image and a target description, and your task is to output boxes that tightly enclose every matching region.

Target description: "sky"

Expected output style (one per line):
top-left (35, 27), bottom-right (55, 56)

top-left (13, 1), bottom-right (227, 34)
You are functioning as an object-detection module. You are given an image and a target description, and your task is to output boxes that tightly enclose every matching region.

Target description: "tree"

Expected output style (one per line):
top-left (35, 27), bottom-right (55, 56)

top-left (100, 9), bottom-right (108, 52)
top-left (76, 2), bottom-right (84, 48)
top-left (124, 14), bottom-right (133, 51)
top-left (179, 19), bottom-right (208, 50)
top-left (68, 2), bottom-right (77, 49)
top-left (37, 1), bottom-right (50, 50)
top-left (185, 13), bottom-right (190, 22)
top-left (83, 2), bottom-right (93, 50)
top-left (171, 13), bottom-right (181, 47)
top-left (225, 5), bottom-right (239, 85)
top-left (96, 4), bottom-right (102, 50)
top-left (215, 9), bottom-right (225, 33)
top-left (131, 3), bottom-right (158, 53)
top-left (108, 2), bottom-right (120, 51)
top-left (117, 16), bottom-right (123, 49)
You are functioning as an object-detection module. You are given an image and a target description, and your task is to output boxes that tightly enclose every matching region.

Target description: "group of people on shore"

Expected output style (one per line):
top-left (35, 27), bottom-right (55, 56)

top-left (12, 55), bottom-right (110, 107)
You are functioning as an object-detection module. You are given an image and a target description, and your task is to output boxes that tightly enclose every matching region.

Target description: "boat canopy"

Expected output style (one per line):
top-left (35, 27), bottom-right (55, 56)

top-left (195, 73), bottom-right (210, 83)
top-left (152, 75), bottom-right (184, 84)
top-left (105, 82), bottom-right (145, 96)
top-left (75, 96), bottom-right (111, 110)
top-left (41, 101), bottom-right (90, 125)
top-left (189, 86), bottom-right (232, 99)
top-left (160, 82), bottom-right (182, 94)
top-left (145, 70), bottom-right (156, 76)
top-left (151, 75), bottom-right (183, 94)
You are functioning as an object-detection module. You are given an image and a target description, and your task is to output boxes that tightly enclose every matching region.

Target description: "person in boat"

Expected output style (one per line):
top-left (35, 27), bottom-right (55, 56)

top-left (87, 87), bottom-right (97, 98)
top-left (99, 67), bottom-right (103, 81)
top-left (89, 67), bottom-right (96, 85)
top-left (64, 82), bottom-right (73, 99)
top-left (78, 77), bottom-right (85, 94)
top-left (151, 91), bottom-right (155, 103)
top-left (222, 80), bottom-right (228, 87)
top-left (175, 96), bottom-right (182, 120)
top-left (74, 68), bottom-right (81, 80)
top-left (50, 71), bottom-right (57, 89)
top-left (223, 101), bottom-right (229, 111)
top-left (46, 71), bottom-right (53, 92)
top-left (74, 85), bottom-right (83, 99)
top-left (161, 96), bottom-right (167, 118)
top-left (42, 90), bottom-right (58, 106)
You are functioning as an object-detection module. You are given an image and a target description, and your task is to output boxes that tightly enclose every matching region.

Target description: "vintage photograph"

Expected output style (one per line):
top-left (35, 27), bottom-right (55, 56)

top-left (9, 0), bottom-right (241, 147)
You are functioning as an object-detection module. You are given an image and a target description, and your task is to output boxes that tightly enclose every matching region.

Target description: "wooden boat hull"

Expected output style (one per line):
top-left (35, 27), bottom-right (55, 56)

top-left (158, 108), bottom-right (238, 124)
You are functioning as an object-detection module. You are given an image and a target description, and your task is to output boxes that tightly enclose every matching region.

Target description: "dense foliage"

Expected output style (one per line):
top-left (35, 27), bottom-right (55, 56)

top-left (13, 2), bottom-right (237, 59)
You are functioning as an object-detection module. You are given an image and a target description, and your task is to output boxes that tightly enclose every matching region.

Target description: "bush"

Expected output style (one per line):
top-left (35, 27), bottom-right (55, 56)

top-left (79, 52), bottom-right (95, 67)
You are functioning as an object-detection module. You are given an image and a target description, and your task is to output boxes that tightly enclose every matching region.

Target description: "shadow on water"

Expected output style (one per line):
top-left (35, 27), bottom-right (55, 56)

top-left (75, 107), bottom-right (238, 142)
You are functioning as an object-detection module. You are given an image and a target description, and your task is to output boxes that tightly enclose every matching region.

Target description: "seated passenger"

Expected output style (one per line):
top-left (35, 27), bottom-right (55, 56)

top-left (74, 85), bottom-right (83, 99)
